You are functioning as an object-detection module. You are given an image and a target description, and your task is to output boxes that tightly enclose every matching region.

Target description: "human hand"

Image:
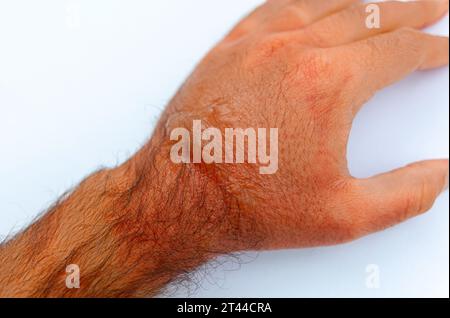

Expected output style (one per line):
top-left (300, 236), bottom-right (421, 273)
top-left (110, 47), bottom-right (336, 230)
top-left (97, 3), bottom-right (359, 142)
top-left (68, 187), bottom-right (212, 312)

top-left (1, 0), bottom-right (448, 298)
top-left (156, 0), bottom-right (449, 250)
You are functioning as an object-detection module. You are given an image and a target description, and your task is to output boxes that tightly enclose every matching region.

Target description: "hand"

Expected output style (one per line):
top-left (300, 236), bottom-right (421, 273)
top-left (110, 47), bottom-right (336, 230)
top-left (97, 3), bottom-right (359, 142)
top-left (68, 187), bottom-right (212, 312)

top-left (158, 0), bottom-right (449, 250)
top-left (1, 0), bottom-right (448, 297)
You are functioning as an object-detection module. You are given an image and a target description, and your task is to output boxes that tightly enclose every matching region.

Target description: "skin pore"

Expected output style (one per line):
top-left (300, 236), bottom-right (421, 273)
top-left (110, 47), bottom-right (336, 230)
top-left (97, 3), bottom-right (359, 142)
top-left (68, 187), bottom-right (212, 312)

top-left (0, 0), bottom-right (449, 297)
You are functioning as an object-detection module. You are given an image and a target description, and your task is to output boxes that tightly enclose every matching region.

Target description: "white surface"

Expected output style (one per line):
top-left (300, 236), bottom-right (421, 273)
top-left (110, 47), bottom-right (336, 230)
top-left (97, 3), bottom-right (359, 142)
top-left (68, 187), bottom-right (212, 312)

top-left (0, 0), bottom-right (448, 298)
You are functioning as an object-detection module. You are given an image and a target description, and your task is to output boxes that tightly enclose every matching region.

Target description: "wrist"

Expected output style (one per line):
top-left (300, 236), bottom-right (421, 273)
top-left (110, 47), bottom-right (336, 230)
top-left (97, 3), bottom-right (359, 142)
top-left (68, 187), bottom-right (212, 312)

top-left (108, 131), bottom-right (233, 295)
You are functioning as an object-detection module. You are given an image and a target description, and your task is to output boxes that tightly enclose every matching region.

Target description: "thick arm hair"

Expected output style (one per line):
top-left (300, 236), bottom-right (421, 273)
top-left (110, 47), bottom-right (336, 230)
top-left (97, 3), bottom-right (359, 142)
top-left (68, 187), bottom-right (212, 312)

top-left (0, 131), bottom-right (244, 297)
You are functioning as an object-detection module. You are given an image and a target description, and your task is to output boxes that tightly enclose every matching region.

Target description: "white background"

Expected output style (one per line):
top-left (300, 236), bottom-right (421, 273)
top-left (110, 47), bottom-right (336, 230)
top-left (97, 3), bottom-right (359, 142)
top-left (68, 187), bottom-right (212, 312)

top-left (0, 0), bottom-right (448, 297)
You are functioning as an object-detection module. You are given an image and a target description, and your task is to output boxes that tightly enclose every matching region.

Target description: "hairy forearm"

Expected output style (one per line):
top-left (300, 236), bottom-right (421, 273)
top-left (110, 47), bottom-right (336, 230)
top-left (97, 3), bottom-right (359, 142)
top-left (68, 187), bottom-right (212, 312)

top-left (0, 130), bottom-right (230, 297)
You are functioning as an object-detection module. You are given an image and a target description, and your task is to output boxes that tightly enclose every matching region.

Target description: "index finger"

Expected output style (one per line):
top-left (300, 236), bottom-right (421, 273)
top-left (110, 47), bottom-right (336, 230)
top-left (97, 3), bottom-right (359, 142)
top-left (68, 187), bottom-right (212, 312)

top-left (337, 28), bottom-right (449, 113)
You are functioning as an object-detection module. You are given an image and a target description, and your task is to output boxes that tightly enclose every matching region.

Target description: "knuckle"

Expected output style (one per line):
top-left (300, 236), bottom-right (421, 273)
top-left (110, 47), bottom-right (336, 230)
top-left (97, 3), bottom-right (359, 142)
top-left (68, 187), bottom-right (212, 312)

top-left (304, 4), bottom-right (366, 48)
top-left (295, 49), bottom-right (333, 81)
top-left (392, 27), bottom-right (423, 50)
top-left (303, 27), bottom-right (330, 48)
top-left (243, 34), bottom-right (291, 67)
top-left (280, 5), bottom-right (307, 24)
top-left (324, 49), bottom-right (365, 96)
top-left (256, 34), bottom-right (289, 56)
top-left (290, 49), bottom-right (359, 118)
top-left (297, 49), bottom-right (357, 96)
top-left (398, 194), bottom-right (421, 218)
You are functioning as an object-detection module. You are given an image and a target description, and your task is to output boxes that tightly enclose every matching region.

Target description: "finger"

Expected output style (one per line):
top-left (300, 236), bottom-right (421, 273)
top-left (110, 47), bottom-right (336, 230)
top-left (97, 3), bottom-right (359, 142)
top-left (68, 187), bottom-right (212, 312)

top-left (226, 1), bottom-right (290, 41)
top-left (337, 28), bottom-right (449, 111)
top-left (266, 0), bottom-right (361, 32)
top-left (351, 159), bottom-right (449, 236)
top-left (302, 0), bottom-right (449, 47)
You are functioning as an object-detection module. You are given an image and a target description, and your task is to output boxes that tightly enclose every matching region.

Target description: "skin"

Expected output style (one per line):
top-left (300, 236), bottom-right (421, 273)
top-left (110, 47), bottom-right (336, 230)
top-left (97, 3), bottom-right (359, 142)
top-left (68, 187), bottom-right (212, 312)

top-left (0, 0), bottom-right (448, 297)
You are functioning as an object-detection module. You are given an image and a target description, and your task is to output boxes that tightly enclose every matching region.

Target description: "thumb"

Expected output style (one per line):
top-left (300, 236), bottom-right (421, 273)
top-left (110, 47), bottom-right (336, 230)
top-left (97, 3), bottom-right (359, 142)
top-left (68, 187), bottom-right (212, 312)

top-left (354, 159), bottom-right (448, 234)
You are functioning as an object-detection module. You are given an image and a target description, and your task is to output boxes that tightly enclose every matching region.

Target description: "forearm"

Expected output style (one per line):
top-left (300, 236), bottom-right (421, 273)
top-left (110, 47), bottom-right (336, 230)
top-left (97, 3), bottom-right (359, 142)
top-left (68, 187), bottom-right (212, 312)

top-left (0, 133), bottom-right (228, 297)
